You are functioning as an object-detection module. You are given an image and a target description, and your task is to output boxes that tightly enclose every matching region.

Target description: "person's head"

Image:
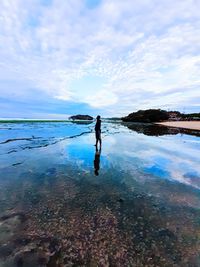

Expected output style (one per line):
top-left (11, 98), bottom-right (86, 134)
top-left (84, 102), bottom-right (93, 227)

top-left (96, 115), bottom-right (101, 121)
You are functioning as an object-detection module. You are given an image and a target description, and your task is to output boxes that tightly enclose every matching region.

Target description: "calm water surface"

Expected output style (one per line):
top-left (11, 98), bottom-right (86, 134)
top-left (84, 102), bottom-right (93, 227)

top-left (0, 121), bottom-right (200, 267)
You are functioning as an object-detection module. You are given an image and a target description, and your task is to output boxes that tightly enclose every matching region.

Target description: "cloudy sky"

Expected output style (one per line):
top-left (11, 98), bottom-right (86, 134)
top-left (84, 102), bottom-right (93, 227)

top-left (0, 0), bottom-right (200, 118)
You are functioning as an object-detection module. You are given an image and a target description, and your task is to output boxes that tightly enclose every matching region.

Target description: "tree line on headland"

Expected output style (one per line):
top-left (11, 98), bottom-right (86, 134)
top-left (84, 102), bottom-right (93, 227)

top-left (122, 109), bottom-right (200, 122)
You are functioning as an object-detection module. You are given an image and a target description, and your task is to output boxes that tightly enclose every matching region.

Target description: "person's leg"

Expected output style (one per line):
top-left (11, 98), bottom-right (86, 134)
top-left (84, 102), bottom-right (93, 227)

top-left (99, 131), bottom-right (102, 148)
top-left (96, 131), bottom-right (101, 147)
top-left (95, 131), bottom-right (98, 146)
top-left (96, 137), bottom-right (100, 148)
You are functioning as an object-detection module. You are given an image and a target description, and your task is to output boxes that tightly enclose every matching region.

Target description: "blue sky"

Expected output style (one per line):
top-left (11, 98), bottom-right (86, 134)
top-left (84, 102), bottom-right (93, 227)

top-left (0, 0), bottom-right (200, 118)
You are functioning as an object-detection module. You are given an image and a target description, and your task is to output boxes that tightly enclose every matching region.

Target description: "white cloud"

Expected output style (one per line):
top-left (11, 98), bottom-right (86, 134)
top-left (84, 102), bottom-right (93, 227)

top-left (85, 89), bottom-right (118, 107)
top-left (0, 0), bottom-right (200, 115)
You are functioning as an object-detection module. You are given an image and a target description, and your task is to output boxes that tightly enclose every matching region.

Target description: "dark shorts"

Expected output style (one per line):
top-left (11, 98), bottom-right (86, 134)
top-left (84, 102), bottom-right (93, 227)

top-left (95, 130), bottom-right (101, 140)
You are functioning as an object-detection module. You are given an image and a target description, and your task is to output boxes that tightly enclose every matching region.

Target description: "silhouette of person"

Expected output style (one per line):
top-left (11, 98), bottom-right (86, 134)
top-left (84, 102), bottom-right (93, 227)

top-left (94, 147), bottom-right (101, 176)
top-left (95, 115), bottom-right (101, 148)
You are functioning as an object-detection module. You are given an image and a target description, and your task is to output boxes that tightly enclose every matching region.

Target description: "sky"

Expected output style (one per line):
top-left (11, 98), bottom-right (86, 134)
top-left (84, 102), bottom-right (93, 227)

top-left (0, 0), bottom-right (200, 119)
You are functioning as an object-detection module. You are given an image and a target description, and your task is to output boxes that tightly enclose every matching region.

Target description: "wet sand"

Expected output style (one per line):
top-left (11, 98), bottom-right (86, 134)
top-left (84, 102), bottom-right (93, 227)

top-left (156, 121), bottom-right (200, 131)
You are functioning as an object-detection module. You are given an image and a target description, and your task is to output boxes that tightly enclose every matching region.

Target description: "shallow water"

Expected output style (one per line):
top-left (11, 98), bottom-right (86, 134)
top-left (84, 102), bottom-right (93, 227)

top-left (0, 121), bottom-right (200, 266)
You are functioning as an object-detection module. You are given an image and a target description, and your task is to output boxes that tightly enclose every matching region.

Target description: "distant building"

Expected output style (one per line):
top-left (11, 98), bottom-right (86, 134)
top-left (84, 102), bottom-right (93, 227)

top-left (168, 111), bottom-right (182, 121)
top-left (191, 117), bottom-right (200, 121)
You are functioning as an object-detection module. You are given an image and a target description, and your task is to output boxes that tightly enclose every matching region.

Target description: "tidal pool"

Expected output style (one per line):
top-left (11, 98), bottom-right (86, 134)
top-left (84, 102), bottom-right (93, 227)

top-left (0, 121), bottom-right (200, 267)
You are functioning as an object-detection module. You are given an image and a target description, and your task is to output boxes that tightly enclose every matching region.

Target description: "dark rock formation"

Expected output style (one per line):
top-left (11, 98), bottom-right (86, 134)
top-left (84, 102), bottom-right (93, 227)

top-left (69, 115), bottom-right (93, 120)
top-left (122, 109), bottom-right (169, 123)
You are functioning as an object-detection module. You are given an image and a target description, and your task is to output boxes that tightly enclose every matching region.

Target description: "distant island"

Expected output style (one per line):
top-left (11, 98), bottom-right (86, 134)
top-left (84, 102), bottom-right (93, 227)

top-left (69, 115), bottom-right (93, 120)
top-left (121, 109), bottom-right (200, 123)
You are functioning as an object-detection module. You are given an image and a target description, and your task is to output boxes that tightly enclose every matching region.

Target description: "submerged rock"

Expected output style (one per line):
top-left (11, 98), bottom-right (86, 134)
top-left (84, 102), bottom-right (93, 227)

top-left (0, 213), bottom-right (26, 244)
top-left (118, 198), bottom-right (124, 203)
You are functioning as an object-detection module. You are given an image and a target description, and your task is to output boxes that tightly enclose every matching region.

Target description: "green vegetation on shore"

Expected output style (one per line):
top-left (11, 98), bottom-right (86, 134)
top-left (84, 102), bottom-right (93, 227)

top-left (122, 109), bottom-right (200, 123)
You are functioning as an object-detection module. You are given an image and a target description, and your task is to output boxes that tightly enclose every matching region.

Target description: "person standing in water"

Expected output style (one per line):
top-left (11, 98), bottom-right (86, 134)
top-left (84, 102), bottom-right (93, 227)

top-left (95, 115), bottom-right (101, 148)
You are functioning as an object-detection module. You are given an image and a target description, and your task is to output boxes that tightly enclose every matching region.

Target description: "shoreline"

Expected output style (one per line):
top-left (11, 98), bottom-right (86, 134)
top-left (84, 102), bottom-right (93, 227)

top-left (156, 121), bottom-right (200, 131)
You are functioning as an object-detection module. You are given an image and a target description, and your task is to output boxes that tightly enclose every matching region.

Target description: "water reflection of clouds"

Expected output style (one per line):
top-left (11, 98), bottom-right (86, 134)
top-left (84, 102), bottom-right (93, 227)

top-left (57, 127), bottom-right (200, 189)
top-left (2, 122), bottom-right (199, 190)
top-left (100, 131), bottom-right (200, 189)
top-left (144, 165), bottom-right (171, 179)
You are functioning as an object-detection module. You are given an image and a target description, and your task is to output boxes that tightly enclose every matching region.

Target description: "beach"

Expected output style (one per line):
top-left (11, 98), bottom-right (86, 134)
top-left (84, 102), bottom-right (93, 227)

top-left (156, 121), bottom-right (200, 131)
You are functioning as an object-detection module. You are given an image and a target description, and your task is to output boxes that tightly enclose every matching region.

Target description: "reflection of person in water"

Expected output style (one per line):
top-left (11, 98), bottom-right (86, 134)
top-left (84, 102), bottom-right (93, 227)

top-left (94, 147), bottom-right (101, 176)
top-left (95, 115), bottom-right (101, 148)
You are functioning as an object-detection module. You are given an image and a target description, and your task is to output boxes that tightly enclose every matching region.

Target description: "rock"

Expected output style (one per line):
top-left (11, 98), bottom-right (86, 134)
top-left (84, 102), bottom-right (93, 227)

top-left (156, 228), bottom-right (176, 241)
top-left (14, 249), bottom-right (47, 267)
top-left (69, 115), bottom-right (93, 120)
top-left (0, 243), bottom-right (13, 257)
top-left (0, 213), bottom-right (26, 244)
top-left (46, 167), bottom-right (56, 175)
